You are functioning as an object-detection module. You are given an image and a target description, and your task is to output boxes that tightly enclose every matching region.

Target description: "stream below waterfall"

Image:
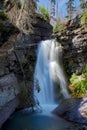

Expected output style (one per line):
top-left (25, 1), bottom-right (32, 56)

top-left (1, 107), bottom-right (78, 130)
top-left (1, 40), bottom-right (78, 130)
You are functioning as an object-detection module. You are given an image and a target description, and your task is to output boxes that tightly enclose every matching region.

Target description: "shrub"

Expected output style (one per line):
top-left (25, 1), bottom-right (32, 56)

top-left (82, 65), bottom-right (87, 79)
top-left (81, 12), bottom-right (87, 25)
top-left (38, 6), bottom-right (50, 22)
top-left (0, 10), bottom-right (8, 20)
top-left (80, 1), bottom-right (87, 12)
top-left (69, 65), bottom-right (87, 97)
top-left (53, 20), bottom-right (63, 33)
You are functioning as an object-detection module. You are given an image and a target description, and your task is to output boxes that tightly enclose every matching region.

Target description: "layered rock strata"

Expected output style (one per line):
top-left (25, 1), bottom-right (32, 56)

top-left (52, 15), bottom-right (87, 76)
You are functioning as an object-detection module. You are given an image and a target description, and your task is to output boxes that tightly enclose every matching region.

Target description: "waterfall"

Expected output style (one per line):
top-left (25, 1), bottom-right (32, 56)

top-left (34, 39), bottom-right (69, 107)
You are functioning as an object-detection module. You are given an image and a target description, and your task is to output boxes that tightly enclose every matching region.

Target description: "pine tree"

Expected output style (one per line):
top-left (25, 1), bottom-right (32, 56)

top-left (79, 0), bottom-right (87, 12)
top-left (66, 0), bottom-right (75, 20)
top-left (49, 0), bottom-right (56, 17)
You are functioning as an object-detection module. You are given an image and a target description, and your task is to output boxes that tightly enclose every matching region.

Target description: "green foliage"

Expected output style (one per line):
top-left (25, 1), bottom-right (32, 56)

top-left (70, 73), bottom-right (79, 84)
top-left (81, 12), bottom-right (87, 24)
top-left (80, 0), bottom-right (87, 12)
top-left (69, 65), bottom-right (87, 97)
top-left (38, 6), bottom-right (50, 21)
top-left (74, 80), bottom-right (87, 96)
top-left (0, 10), bottom-right (8, 20)
top-left (53, 20), bottom-right (63, 33)
top-left (83, 65), bottom-right (87, 79)
top-left (80, 0), bottom-right (87, 25)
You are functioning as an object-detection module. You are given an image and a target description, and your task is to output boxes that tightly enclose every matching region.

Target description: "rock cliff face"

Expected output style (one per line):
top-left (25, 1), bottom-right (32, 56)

top-left (52, 16), bottom-right (87, 126)
top-left (8, 0), bottom-right (52, 44)
top-left (0, 0), bottom-right (52, 106)
top-left (0, 0), bottom-right (53, 127)
top-left (53, 15), bottom-right (87, 76)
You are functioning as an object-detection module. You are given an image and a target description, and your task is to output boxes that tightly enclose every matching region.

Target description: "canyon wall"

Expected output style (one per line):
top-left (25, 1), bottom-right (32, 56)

top-left (53, 15), bottom-right (87, 76)
top-left (0, 0), bottom-right (87, 127)
top-left (0, 0), bottom-right (53, 127)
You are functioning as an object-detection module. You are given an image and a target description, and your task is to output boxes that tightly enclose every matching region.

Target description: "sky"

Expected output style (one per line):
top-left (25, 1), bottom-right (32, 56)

top-left (38, 0), bottom-right (81, 20)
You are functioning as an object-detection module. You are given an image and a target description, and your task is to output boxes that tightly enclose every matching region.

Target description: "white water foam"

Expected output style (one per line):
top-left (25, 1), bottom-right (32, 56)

top-left (34, 39), bottom-right (70, 111)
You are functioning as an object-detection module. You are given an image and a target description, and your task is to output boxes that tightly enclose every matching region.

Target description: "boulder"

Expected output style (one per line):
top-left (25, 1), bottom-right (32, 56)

top-left (0, 73), bottom-right (19, 107)
top-left (53, 98), bottom-right (87, 124)
top-left (0, 97), bottom-right (19, 128)
top-left (0, 73), bottom-right (19, 128)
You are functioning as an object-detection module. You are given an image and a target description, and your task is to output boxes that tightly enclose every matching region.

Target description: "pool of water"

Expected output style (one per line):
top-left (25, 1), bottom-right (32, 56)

top-left (1, 106), bottom-right (78, 130)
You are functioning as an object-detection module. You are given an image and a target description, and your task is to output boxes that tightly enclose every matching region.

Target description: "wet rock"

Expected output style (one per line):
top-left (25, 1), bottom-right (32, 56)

top-left (0, 73), bottom-right (19, 107)
top-left (0, 51), bottom-right (9, 77)
top-left (0, 96), bottom-right (19, 128)
top-left (69, 98), bottom-right (87, 124)
top-left (53, 98), bottom-right (87, 124)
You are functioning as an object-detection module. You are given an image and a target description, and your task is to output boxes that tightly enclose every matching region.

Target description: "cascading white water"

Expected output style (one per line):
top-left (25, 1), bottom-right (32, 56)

top-left (34, 39), bottom-right (69, 107)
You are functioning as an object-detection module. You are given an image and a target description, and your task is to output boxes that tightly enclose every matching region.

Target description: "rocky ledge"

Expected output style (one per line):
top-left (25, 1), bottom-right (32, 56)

top-left (53, 98), bottom-right (87, 125)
